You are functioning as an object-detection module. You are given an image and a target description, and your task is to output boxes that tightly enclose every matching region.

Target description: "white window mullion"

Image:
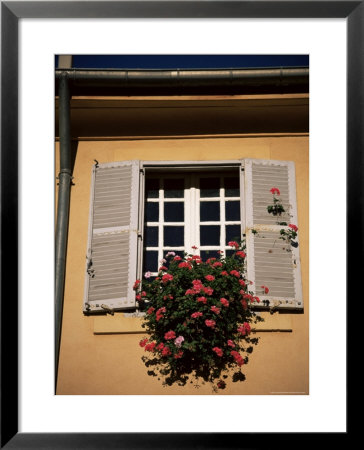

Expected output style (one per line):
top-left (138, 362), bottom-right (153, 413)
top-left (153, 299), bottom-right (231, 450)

top-left (220, 175), bottom-right (226, 252)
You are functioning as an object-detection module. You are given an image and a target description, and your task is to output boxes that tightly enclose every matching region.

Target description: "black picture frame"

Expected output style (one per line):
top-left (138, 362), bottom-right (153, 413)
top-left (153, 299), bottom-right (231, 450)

top-left (1, 1), bottom-right (355, 448)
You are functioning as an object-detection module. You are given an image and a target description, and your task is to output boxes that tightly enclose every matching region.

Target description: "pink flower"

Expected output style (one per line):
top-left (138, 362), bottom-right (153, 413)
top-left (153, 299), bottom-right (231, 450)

top-left (145, 342), bottom-right (156, 352)
top-left (174, 336), bottom-right (185, 348)
top-left (261, 285), bottom-right (269, 294)
top-left (206, 258), bottom-right (216, 264)
top-left (144, 271), bottom-right (152, 279)
top-left (162, 273), bottom-right (173, 283)
top-left (237, 322), bottom-right (251, 336)
top-left (289, 224), bottom-right (298, 232)
top-left (231, 350), bottom-right (245, 366)
top-left (211, 305), bottom-right (220, 314)
top-left (197, 296), bottom-right (207, 304)
top-left (165, 251), bottom-right (176, 257)
top-left (174, 350), bottom-right (184, 359)
top-left (230, 270), bottom-right (240, 278)
top-left (203, 286), bottom-right (214, 296)
top-left (205, 319), bottom-right (216, 328)
top-left (212, 347), bottom-right (223, 357)
top-left (205, 275), bottom-right (215, 281)
top-left (156, 306), bottom-right (166, 321)
top-left (212, 261), bottom-right (223, 268)
top-left (179, 262), bottom-right (192, 270)
top-left (133, 279), bottom-right (141, 290)
top-left (164, 330), bottom-right (176, 340)
top-left (220, 298), bottom-right (229, 307)
top-left (139, 338), bottom-right (148, 348)
top-left (185, 289), bottom-right (196, 296)
top-left (191, 311), bottom-right (203, 318)
top-left (270, 187), bottom-right (280, 195)
top-left (228, 241), bottom-right (239, 249)
top-left (227, 340), bottom-right (235, 348)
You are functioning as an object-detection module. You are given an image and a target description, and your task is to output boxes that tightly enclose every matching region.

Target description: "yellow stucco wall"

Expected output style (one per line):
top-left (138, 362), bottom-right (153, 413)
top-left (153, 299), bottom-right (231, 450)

top-left (56, 135), bottom-right (308, 395)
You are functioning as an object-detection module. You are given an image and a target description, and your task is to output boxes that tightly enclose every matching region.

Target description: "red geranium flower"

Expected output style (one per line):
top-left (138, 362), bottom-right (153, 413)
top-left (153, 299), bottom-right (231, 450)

top-left (205, 275), bottom-right (215, 281)
top-left (228, 241), bottom-right (239, 249)
top-left (164, 330), bottom-right (176, 340)
top-left (205, 319), bottom-right (216, 328)
top-left (211, 306), bottom-right (220, 314)
top-left (270, 187), bottom-right (280, 195)
top-left (191, 311), bottom-right (203, 318)
top-left (289, 224), bottom-right (298, 232)
top-left (212, 347), bottom-right (223, 357)
top-left (139, 338), bottom-right (148, 348)
top-left (220, 298), bottom-right (229, 307)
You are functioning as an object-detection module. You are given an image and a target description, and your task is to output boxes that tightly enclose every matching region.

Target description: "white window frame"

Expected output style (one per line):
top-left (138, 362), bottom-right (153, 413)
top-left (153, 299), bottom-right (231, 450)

top-left (141, 166), bottom-right (243, 278)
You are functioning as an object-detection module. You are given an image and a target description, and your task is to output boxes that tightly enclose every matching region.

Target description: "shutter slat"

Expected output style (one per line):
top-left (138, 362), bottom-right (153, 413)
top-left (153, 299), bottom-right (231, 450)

top-left (84, 161), bottom-right (140, 313)
top-left (244, 159), bottom-right (303, 309)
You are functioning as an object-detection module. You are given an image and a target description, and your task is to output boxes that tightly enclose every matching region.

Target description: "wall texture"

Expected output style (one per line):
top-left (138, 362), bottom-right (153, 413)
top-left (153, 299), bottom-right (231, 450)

top-left (56, 134), bottom-right (308, 395)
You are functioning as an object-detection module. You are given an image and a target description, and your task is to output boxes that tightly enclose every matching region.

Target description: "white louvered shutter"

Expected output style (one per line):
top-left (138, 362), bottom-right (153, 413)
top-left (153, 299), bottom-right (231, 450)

top-left (244, 159), bottom-right (303, 309)
top-left (83, 161), bottom-right (140, 313)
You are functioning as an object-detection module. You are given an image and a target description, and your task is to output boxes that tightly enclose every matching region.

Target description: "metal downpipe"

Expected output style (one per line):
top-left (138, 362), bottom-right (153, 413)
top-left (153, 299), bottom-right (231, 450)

top-left (55, 73), bottom-right (72, 387)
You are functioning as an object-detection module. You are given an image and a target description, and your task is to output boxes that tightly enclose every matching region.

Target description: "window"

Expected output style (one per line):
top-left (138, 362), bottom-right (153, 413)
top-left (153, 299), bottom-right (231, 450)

top-left (143, 171), bottom-right (242, 278)
top-left (84, 159), bottom-right (303, 314)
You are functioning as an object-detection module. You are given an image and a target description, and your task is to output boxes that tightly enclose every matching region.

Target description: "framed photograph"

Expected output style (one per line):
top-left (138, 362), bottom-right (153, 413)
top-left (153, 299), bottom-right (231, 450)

top-left (1, 1), bottom-right (355, 447)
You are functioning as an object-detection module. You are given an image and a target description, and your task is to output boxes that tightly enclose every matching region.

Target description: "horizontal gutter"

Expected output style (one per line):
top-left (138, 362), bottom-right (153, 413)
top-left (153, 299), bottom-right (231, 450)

top-left (55, 67), bottom-right (309, 95)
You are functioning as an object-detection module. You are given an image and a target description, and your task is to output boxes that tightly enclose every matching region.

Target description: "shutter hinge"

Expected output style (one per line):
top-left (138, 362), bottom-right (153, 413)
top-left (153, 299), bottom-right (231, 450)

top-left (94, 159), bottom-right (99, 168)
top-left (137, 230), bottom-right (143, 240)
top-left (140, 168), bottom-right (145, 175)
top-left (86, 255), bottom-right (95, 278)
top-left (101, 304), bottom-right (115, 315)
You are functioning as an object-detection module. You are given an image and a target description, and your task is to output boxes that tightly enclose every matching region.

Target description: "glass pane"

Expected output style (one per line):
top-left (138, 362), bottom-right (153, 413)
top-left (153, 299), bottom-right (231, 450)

top-left (225, 225), bottom-right (241, 245)
top-left (143, 251), bottom-right (158, 272)
top-left (146, 178), bottom-right (159, 198)
top-left (225, 201), bottom-right (240, 221)
top-left (200, 177), bottom-right (220, 197)
top-left (200, 225), bottom-right (220, 246)
top-left (145, 202), bottom-right (159, 222)
top-left (164, 226), bottom-right (184, 246)
top-left (163, 250), bottom-right (185, 267)
top-left (144, 226), bottom-right (158, 247)
top-left (224, 176), bottom-right (240, 197)
top-left (200, 201), bottom-right (220, 221)
top-left (200, 250), bottom-right (221, 261)
top-left (225, 249), bottom-right (236, 258)
top-left (164, 202), bottom-right (184, 222)
top-left (164, 179), bottom-right (184, 198)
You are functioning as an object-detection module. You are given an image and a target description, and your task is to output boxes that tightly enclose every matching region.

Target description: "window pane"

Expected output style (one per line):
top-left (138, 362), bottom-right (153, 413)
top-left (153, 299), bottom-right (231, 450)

top-left (145, 202), bottom-right (159, 222)
top-left (200, 225), bottom-right (220, 245)
top-left (164, 226), bottom-right (184, 246)
top-left (164, 179), bottom-right (184, 198)
top-left (225, 201), bottom-right (240, 221)
top-left (200, 201), bottom-right (220, 221)
top-left (200, 250), bottom-right (221, 261)
top-left (143, 251), bottom-right (158, 272)
top-left (200, 177), bottom-right (220, 197)
top-left (146, 179), bottom-right (159, 198)
top-left (225, 225), bottom-right (241, 245)
top-left (164, 202), bottom-right (184, 222)
top-left (224, 176), bottom-right (239, 197)
top-left (144, 226), bottom-right (159, 247)
top-left (225, 249), bottom-right (236, 258)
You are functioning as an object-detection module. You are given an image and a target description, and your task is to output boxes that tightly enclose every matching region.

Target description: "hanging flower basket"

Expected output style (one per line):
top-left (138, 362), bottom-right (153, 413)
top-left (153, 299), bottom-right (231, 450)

top-left (134, 241), bottom-right (264, 391)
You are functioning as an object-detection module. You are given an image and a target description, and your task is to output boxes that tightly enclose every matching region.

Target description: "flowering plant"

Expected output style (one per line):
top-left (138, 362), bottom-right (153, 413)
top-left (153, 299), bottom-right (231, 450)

top-left (279, 223), bottom-right (299, 248)
top-left (135, 242), bottom-right (264, 391)
top-left (267, 187), bottom-right (285, 216)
